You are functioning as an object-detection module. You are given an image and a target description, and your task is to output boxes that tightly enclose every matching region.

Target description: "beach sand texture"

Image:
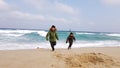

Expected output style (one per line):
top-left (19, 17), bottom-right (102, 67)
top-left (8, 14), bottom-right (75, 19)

top-left (0, 47), bottom-right (120, 68)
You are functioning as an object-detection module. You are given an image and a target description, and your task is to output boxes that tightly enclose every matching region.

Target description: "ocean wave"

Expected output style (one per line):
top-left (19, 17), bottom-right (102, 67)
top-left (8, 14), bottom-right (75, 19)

top-left (76, 32), bottom-right (95, 35)
top-left (0, 29), bottom-right (120, 50)
top-left (106, 34), bottom-right (120, 37)
top-left (19, 31), bottom-right (47, 38)
top-left (0, 40), bottom-right (120, 50)
top-left (37, 31), bottom-right (47, 37)
top-left (0, 29), bottom-right (47, 37)
top-left (0, 34), bottom-right (24, 37)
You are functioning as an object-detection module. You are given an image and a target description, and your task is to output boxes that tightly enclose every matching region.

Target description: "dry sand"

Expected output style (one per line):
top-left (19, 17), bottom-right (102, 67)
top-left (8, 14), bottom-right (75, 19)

top-left (0, 47), bottom-right (120, 68)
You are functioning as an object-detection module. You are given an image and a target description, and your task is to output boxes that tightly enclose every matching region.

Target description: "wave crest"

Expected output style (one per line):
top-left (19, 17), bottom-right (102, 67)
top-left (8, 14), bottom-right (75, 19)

top-left (76, 32), bottom-right (94, 35)
top-left (0, 30), bottom-right (47, 37)
top-left (106, 34), bottom-right (120, 37)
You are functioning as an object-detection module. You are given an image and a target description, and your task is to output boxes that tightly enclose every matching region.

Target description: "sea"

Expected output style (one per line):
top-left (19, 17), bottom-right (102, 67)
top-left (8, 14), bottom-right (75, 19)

top-left (0, 28), bottom-right (120, 50)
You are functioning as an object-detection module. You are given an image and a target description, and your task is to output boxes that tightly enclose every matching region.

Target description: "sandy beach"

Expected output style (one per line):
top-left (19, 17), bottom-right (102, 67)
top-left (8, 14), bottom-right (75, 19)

top-left (0, 47), bottom-right (120, 68)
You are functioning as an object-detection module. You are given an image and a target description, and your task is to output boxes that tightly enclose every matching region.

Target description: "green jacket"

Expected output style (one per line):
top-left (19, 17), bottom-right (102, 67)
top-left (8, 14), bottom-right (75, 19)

top-left (46, 31), bottom-right (59, 42)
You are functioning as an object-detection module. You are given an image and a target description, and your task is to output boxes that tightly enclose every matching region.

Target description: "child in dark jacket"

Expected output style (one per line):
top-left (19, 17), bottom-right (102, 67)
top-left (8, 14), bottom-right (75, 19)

top-left (66, 32), bottom-right (76, 50)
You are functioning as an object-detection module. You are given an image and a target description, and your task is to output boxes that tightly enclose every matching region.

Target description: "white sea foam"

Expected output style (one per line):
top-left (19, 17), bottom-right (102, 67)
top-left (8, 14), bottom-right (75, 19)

top-left (0, 29), bottom-right (47, 37)
top-left (0, 29), bottom-right (120, 50)
top-left (76, 32), bottom-right (94, 35)
top-left (0, 40), bottom-right (120, 50)
top-left (106, 34), bottom-right (120, 37)
top-left (38, 31), bottom-right (47, 37)
top-left (1, 34), bottom-right (23, 37)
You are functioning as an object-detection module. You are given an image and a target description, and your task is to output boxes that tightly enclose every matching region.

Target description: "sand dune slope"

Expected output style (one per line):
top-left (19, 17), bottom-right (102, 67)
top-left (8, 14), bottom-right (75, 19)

top-left (55, 52), bottom-right (120, 68)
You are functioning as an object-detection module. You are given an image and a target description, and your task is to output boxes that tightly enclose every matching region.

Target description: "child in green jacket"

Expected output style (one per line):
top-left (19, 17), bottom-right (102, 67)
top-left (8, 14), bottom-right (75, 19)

top-left (46, 25), bottom-right (59, 51)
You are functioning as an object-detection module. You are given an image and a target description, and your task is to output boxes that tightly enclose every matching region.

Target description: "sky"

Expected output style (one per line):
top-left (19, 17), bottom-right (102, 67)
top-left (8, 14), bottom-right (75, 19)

top-left (0, 0), bottom-right (120, 32)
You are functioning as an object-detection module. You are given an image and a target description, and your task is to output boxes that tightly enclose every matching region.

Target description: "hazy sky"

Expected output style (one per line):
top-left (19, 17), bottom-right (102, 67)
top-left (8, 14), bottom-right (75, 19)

top-left (0, 0), bottom-right (120, 32)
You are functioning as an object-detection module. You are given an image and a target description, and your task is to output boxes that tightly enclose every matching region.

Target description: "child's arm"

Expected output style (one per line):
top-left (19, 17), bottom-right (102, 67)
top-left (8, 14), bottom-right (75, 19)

top-left (46, 32), bottom-right (50, 41)
top-left (66, 37), bottom-right (69, 43)
top-left (55, 32), bottom-right (59, 40)
top-left (73, 36), bottom-right (76, 41)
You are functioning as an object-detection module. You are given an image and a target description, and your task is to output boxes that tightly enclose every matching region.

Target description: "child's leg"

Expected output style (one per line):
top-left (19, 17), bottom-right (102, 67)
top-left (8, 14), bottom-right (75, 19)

top-left (68, 42), bottom-right (73, 50)
top-left (50, 41), bottom-right (56, 51)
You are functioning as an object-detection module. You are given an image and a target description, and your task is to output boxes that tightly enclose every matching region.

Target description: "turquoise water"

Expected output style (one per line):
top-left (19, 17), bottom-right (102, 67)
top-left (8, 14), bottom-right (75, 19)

top-left (0, 29), bottom-right (120, 50)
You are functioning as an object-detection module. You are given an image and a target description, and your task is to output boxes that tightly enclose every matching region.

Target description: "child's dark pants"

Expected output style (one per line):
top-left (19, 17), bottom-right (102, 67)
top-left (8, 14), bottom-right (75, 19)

top-left (50, 41), bottom-right (56, 51)
top-left (68, 41), bottom-right (73, 50)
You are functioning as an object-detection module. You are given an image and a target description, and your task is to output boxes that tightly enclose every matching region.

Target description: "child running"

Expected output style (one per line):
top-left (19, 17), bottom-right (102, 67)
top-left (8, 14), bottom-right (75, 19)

top-left (66, 32), bottom-right (76, 50)
top-left (46, 25), bottom-right (59, 51)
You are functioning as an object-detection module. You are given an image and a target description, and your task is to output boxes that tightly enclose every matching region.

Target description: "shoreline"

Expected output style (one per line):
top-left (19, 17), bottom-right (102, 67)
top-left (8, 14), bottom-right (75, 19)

top-left (0, 46), bottom-right (120, 51)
